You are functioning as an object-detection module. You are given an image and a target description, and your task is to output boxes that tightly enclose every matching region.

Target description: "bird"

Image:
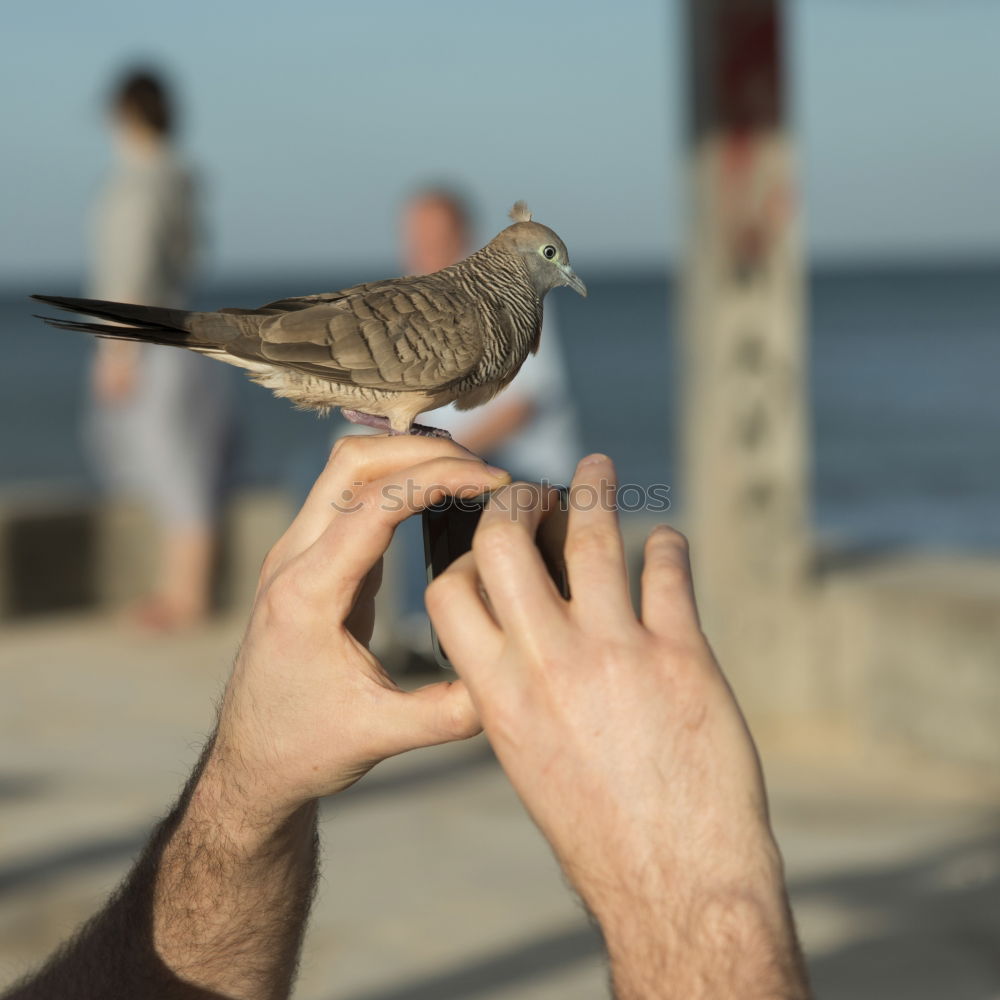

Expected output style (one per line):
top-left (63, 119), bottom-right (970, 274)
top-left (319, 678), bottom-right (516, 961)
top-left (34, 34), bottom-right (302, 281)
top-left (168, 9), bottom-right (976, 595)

top-left (33, 202), bottom-right (586, 437)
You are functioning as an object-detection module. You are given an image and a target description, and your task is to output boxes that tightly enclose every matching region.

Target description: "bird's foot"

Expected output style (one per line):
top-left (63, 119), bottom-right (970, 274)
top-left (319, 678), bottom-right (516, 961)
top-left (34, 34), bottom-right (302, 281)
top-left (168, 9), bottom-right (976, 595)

top-left (403, 422), bottom-right (452, 439)
top-left (340, 408), bottom-right (451, 439)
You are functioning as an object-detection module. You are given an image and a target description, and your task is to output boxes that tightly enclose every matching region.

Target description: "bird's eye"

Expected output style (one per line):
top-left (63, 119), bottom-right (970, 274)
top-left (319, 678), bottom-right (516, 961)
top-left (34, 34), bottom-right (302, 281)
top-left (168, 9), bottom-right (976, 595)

top-left (542, 245), bottom-right (557, 260)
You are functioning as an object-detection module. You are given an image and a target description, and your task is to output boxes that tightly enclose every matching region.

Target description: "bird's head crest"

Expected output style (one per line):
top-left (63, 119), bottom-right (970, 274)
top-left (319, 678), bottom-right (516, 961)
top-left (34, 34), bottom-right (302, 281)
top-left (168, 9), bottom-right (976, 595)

top-left (509, 201), bottom-right (533, 224)
top-left (494, 203), bottom-right (587, 300)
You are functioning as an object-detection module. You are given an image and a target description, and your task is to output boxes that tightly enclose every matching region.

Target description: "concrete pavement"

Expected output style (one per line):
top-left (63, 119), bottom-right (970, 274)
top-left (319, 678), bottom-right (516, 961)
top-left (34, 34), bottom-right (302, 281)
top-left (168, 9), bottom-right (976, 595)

top-left (1, 613), bottom-right (998, 998)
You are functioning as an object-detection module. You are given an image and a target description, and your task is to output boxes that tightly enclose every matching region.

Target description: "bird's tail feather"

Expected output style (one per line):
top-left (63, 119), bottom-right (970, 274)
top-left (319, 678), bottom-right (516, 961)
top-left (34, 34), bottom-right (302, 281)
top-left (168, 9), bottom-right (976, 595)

top-left (30, 294), bottom-right (203, 351)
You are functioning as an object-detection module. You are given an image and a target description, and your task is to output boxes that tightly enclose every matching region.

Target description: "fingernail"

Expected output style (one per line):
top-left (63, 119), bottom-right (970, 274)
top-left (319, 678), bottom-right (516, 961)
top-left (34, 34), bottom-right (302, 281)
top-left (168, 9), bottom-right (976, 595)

top-left (485, 464), bottom-right (509, 479)
top-left (578, 453), bottom-right (610, 467)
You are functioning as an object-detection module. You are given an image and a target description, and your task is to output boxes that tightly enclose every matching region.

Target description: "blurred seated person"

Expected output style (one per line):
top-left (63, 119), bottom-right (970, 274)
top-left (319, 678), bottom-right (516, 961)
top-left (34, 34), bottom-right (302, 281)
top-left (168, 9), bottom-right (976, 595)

top-left (400, 186), bottom-right (581, 484)
top-left (294, 188), bottom-right (583, 663)
top-left (87, 68), bottom-right (232, 631)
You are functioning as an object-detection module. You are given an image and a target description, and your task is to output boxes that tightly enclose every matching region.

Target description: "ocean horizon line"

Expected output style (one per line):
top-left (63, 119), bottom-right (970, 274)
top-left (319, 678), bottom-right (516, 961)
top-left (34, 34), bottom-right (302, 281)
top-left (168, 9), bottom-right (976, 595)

top-left (4, 252), bottom-right (999, 299)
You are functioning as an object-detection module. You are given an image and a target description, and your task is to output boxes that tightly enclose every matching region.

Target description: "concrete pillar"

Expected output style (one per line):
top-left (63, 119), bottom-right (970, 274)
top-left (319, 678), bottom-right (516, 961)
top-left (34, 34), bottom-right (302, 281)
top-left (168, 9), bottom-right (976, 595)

top-left (679, 0), bottom-right (813, 723)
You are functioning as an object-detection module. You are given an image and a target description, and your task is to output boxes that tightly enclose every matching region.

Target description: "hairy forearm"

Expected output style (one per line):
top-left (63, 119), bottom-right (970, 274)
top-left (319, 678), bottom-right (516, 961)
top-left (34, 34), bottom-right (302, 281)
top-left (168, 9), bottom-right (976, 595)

top-left (596, 882), bottom-right (810, 1000)
top-left (152, 747), bottom-right (319, 999)
top-left (6, 744), bottom-right (319, 1000)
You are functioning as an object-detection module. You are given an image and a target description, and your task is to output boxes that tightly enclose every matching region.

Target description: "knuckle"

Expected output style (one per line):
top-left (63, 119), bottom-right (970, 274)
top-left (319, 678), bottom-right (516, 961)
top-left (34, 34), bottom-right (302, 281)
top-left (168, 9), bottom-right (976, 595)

top-left (659, 660), bottom-right (706, 714)
top-left (590, 639), bottom-right (633, 676)
top-left (479, 688), bottom-right (529, 744)
top-left (425, 437), bottom-right (466, 461)
top-left (409, 460), bottom-right (482, 509)
top-left (258, 567), bottom-right (312, 621)
top-left (643, 557), bottom-right (690, 592)
top-left (647, 525), bottom-right (689, 555)
top-left (441, 694), bottom-right (479, 740)
top-left (259, 546), bottom-right (282, 583)
top-left (645, 528), bottom-right (691, 577)
top-left (424, 571), bottom-right (459, 611)
top-left (328, 433), bottom-right (364, 469)
top-left (666, 632), bottom-right (713, 670)
top-left (472, 520), bottom-right (518, 563)
top-left (565, 523), bottom-right (618, 562)
top-left (417, 478), bottom-right (451, 508)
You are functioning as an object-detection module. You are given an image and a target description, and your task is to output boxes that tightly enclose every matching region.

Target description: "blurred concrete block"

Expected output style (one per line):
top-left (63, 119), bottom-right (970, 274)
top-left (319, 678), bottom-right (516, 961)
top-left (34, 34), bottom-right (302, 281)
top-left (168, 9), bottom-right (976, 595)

top-left (819, 553), bottom-right (1000, 770)
top-left (94, 500), bottom-right (156, 609)
top-left (0, 489), bottom-right (99, 617)
top-left (0, 487), bottom-right (294, 621)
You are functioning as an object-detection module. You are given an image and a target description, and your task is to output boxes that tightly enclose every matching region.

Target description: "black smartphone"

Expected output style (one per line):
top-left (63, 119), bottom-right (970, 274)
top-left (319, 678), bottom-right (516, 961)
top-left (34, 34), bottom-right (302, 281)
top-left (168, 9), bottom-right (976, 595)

top-left (422, 485), bottom-right (570, 669)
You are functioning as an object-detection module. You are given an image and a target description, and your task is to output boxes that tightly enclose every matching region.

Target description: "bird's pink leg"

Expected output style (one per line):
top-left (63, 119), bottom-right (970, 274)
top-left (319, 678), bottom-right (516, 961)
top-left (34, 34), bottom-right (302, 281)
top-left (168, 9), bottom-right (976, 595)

top-left (340, 408), bottom-right (451, 439)
top-left (340, 408), bottom-right (391, 431)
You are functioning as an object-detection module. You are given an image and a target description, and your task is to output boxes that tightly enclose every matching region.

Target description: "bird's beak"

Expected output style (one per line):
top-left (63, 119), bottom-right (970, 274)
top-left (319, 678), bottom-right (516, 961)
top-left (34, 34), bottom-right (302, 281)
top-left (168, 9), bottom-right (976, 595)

top-left (560, 264), bottom-right (587, 298)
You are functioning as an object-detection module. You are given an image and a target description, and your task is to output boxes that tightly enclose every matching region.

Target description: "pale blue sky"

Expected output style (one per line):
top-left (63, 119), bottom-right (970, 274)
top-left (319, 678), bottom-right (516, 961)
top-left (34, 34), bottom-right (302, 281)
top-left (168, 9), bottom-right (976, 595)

top-left (2, 0), bottom-right (998, 283)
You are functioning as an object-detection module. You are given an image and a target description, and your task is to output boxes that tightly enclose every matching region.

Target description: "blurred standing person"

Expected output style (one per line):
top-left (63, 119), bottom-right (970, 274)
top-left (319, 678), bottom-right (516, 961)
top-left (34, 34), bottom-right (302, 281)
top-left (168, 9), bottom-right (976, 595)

top-left (400, 187), bottom-right (581, 484)
top-left (88, 68), bottom-right (231, 631)
top-left (384, 187), bottom-right (581, 664)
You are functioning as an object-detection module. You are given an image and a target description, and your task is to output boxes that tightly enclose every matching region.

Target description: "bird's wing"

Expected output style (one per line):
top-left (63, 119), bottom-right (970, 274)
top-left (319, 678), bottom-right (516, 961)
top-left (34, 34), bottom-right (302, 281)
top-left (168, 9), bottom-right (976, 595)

top-left (219, 284), bottom-right (385, 316)
top-left (252, 277), bottom-right (485, 392)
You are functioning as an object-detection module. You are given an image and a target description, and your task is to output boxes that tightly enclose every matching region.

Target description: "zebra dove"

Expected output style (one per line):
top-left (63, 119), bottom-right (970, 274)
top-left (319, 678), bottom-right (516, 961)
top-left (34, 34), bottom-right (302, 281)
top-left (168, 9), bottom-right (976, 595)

top-left (33, 202), bottom-right (586, 436)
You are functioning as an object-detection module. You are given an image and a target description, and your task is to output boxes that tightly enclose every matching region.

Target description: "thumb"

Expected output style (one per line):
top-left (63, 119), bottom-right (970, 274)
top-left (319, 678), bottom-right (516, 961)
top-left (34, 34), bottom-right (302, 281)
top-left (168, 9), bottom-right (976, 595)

top-left (382, 680), bottom-right (482, 755)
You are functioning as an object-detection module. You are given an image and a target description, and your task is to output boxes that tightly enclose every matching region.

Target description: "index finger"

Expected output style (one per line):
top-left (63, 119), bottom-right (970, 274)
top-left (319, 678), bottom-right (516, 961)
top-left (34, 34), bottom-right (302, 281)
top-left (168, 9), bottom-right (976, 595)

top-left (282, 433), bottom-right (497, 557)
top-left (564, 454), bottom-right (633, 631)
top-left (471, 482), bottom-right (567, 638)
top-left (297, 455), bottom-right (511, 610)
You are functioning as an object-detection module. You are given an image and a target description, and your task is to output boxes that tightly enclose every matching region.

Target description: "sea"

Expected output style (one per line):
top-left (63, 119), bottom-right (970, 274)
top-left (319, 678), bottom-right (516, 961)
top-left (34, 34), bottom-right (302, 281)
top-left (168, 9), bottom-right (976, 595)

top-left (1, 263), bottom-right (998, 552)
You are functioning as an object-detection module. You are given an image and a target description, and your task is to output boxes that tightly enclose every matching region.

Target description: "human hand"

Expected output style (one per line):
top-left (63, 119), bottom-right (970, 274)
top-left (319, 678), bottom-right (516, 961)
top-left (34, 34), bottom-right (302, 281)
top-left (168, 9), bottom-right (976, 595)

top-left (207, 435), bottom-right (509, 827)
top-left (427, 455), bottom-right (808, 997)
